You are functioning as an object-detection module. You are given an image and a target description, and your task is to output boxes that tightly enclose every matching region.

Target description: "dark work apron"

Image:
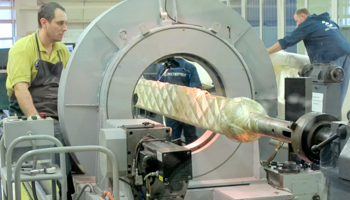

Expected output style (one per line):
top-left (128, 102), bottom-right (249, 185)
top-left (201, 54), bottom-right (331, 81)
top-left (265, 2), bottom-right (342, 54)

top-left (9, 33), bottom-right (63, 120)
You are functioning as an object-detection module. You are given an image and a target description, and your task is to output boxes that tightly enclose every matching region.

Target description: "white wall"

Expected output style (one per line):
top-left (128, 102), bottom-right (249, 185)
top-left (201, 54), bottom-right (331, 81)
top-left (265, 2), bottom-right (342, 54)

top-left (15, 0), bottom-right (123, 37)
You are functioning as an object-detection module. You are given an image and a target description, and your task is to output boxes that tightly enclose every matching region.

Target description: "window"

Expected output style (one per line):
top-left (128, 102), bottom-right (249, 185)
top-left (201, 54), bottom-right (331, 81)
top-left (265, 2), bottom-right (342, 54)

top-left (0, 0), bottom-right (15, 48)
top-left (246, 0), bottom-right (260, 36)
top-left (230, 0), bottom-right (242, 15)
top-left (285, 0), bottom-right (297, 53)
top-left (262, 0), bottom-right (277, 47)
top-left (339, 0), bottom-right (350, 44)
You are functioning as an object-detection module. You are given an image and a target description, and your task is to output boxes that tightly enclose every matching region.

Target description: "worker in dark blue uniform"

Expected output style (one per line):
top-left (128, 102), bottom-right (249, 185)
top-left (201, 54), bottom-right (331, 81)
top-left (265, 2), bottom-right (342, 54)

top-left (157, 57), bottom-right (202, 144)
top-left (267, 8), bottom-right (350, 106)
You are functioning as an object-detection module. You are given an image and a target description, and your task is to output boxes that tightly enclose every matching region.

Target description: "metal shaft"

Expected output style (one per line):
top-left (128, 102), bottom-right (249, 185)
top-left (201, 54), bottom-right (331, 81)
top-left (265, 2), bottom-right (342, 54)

top-left (253, 116), bottom-right (294, 143)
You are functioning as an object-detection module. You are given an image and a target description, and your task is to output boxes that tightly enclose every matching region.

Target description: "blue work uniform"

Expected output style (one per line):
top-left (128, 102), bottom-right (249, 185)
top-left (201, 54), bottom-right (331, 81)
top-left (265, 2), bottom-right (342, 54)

top-left (278, 12), bottom-right (350, 104)
top-left (157, 58), bottom-right (202, 88)
top-left (157, 58), bottom-right (202, 144)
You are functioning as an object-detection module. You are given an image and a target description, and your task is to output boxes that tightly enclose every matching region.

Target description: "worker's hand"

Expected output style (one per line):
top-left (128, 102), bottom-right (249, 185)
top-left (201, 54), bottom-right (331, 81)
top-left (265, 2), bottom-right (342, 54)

top-left (267, 42), bottom-right (282, 54)
top-left (13, 82), bottom-right (39, 117)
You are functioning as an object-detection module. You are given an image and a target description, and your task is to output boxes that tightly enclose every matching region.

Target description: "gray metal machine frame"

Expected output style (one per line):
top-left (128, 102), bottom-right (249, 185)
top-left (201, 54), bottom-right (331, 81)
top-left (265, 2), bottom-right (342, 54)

top-left (58, 0), bottom-right (277, 180)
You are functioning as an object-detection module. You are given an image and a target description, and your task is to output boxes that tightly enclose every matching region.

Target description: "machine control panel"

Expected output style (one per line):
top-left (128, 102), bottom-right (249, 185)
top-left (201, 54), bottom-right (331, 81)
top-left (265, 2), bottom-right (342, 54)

top-left (3, 116), bottom-right (55, 149)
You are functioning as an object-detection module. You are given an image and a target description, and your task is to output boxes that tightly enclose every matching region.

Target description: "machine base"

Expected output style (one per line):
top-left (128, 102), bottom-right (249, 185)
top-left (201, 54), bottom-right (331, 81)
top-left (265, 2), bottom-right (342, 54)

top-left (213, 183), bottom-right (293, 200)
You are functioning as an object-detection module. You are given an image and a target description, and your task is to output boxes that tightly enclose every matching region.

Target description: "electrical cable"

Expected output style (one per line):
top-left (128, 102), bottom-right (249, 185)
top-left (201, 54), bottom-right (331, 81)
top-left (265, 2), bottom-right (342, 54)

top-left (135, 137), bottom-right (153, 168)
top-left (143, 171), bottom-right (159, 181)
top-left (262, 141), bottom-right (285, 167)
top-left (157, 58), bottom-right (180, 81)
top-left (141, 154), bottom-right (156, 170)
top-left (31, 181), bottom-right (38, 200)
top-left (144, 177), bottom-right (151, 200)
top-left (22, 182), bottom-right (33, 200)
top-left (135, 137), bottom-right (163, 168)
top-left (119, 177), bottom-right (139, 190)
top-left (144, 171), bottom-right (158, 199)
top-left (145, 179), bottom-right (150, 200)
top-left (74, 183), bottom-right (95, 200)
top-left (101, 191), bottom-right (114, 200)
top-left (194, 142), bottom-right (242, 178)
top-left (149, 178), bottom-right (151, 197)
top-left (157, 68), bottom-right (169, 81)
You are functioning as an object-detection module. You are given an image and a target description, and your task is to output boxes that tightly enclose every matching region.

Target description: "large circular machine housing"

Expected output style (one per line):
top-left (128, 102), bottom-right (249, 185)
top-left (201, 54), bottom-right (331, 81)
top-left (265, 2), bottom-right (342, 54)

top-left (58, 0), bottom-right (277, 177)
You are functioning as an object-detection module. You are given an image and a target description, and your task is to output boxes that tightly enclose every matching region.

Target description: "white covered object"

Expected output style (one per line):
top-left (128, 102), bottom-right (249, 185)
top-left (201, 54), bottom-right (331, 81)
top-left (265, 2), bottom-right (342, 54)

top-left (269, 51), bottom-right (310, 117)
top-left (135, 79), bottom-right (267, 143)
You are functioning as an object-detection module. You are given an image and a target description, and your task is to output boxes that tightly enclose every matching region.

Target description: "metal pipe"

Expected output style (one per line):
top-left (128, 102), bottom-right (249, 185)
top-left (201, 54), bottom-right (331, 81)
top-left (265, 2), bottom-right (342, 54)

top-left (14, 146), bottom-right (119, 200)
top-left (28, 133), bottom-right (39, 200)
top-left (5, 135), bottom-right (64, 200)
top-left (259, 0), bottom-right (264, 39)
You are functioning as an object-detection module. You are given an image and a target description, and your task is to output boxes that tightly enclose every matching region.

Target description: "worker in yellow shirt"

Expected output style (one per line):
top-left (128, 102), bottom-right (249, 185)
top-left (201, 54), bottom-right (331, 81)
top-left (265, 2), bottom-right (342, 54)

top-left (6, 2), bottom-right (74, 199)
top-left (6, 2), bottom-right (70, 119)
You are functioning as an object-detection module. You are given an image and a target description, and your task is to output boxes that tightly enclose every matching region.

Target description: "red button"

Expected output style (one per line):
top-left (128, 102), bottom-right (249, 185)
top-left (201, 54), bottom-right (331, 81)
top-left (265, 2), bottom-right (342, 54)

top-left (39, 112), bottom-right (47, 118)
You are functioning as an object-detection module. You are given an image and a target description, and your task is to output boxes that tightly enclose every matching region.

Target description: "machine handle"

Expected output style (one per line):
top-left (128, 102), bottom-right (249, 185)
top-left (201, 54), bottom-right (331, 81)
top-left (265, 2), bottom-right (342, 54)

top-left (311, 134), bottom-right (338, 154)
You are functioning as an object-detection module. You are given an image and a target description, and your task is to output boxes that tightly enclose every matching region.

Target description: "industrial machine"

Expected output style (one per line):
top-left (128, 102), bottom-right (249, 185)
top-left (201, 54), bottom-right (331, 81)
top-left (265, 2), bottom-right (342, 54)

top-left (298, 63), bottom-right (344, 119)
top-left (58, 0), bottom-right (280, 198)
top-left (98, 119), bottom-right (192, 199)
top-left (2, 0), bottom-right (350, 200)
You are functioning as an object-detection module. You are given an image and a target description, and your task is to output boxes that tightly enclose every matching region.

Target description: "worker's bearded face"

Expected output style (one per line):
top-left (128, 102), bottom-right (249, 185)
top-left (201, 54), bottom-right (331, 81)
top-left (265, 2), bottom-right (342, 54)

top-left (46, 8), bottom-right (68, 43)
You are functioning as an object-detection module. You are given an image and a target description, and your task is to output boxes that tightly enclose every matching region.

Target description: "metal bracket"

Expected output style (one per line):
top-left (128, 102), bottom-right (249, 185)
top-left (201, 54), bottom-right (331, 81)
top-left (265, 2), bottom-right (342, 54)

top-left (139, 23), bottom-right (150, 36)
top-left (172, 0), bottom-right (178, 23)
top-left (158, 0), bottom-right (172, 26)
top-left (209, 22), bottom-right (221, 34)
top-left (119, 29), bottom-right (128, 46)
